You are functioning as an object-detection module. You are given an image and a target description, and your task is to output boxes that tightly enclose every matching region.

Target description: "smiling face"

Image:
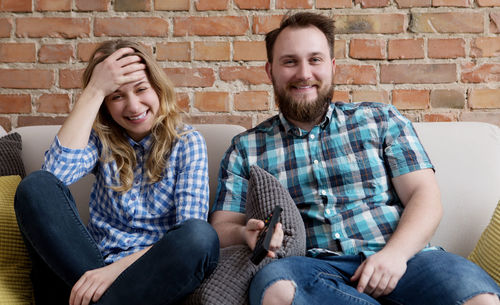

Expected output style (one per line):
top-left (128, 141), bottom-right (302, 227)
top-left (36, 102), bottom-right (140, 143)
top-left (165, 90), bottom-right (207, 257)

top-left (266, 25), bottom-right (336, 125)
top-left (104, 70), bottom-right (160, 142)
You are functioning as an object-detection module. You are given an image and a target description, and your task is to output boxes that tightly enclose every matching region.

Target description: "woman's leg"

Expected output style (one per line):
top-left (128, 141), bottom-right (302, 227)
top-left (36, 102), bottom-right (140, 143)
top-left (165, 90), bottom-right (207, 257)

top-left (15, 170), bottom-right (105, 304)
top-left (97, 218), bottom-right (220, 305)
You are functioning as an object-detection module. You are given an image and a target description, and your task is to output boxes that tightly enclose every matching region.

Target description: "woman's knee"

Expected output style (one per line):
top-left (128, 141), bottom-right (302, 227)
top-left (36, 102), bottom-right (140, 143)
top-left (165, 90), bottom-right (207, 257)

top-left (15, 171), bottom-right (59, 215)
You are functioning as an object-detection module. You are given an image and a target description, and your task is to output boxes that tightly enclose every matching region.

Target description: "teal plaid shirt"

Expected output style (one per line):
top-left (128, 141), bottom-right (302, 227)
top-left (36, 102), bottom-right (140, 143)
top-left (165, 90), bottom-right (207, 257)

top-left (213, 102), bottom-right (434, 257)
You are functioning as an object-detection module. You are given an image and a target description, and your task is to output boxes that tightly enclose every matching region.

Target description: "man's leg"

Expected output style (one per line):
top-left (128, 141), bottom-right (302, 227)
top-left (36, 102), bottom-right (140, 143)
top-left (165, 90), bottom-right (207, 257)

top-left (15, 171), bottom-right (106, 304)
top-left (382, 249), bottom-right (500, 305)
top-left (249, 255), bottom-right (381, 305)
top-left (97, 218), bottom-right (220, 305)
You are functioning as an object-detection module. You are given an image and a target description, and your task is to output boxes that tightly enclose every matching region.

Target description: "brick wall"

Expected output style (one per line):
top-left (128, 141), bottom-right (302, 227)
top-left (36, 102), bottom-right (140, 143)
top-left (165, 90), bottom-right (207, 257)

top-left (1, 0), bottom-right (500, 131)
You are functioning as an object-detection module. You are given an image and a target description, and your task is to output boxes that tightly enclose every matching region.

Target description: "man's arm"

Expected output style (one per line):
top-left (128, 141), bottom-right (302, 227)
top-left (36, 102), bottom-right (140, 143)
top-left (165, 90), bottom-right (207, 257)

top-left (351, 168), bottom-right (442, 297)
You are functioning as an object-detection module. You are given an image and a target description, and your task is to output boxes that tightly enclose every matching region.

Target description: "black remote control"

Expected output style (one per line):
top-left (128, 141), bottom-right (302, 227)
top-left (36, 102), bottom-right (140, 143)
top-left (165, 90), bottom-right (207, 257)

top-left (250, 205), bottom-right (283, 265)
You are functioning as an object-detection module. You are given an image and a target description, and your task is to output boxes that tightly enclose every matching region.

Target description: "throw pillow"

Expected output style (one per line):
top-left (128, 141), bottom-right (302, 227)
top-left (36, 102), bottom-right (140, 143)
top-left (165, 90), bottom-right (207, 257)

top-left (0, 175), bottom-right (33, 304)
top-left (468, 201), bottom-right (500, 286)
top-left (0, 133), bottom-right (25, 178)
top-left (183, 165), bottom-right (306, 305)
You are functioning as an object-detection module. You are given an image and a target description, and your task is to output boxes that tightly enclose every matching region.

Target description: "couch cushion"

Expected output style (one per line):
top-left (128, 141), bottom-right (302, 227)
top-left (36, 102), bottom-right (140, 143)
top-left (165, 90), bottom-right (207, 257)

top-left (0, 133), bottom-right (25, 178)
top-left (468, 201), bottom-right (500, 286)
top-left (183, 165), bottom-right (306, 305)
top-left (0, 175), bottom-right (33, 304)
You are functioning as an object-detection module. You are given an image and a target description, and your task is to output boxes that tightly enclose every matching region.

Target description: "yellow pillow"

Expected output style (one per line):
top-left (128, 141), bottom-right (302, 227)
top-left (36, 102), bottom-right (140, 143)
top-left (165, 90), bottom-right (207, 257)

top-left (468, 201), bottom-right (500, 286)
top-left (0, 175), bottom-right (33, 304)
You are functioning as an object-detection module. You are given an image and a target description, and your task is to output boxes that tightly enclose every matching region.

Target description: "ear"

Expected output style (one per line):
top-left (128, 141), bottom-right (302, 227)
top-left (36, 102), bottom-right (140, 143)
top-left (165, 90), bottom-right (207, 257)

top-left (331, 57), bottom-right (336, 75)
top-left (265, 62), bottom-right (272, 82)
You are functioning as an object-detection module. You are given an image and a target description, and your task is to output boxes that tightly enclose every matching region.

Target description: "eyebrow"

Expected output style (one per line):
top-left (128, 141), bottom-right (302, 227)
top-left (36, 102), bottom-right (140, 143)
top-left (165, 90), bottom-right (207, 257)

top-left (278, 52), bottom-right (327, 60)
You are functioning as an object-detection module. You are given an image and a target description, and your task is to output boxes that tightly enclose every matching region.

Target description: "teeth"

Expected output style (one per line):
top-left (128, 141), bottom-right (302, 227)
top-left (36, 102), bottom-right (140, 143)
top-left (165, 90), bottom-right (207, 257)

top-left (128, 112), bottom-right (147, 120)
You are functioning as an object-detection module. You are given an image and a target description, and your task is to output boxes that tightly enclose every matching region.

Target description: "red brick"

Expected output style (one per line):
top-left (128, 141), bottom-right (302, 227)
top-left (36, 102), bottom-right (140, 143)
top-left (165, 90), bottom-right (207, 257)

top-left (423, 113), bottom-right (456, 122)
top-left (0, 18), bottom-right (12, 37)
top-left (234, 0), bottom-right (270, 9)
top-left (0, 0), bottom-right (31, 12)
top-left (234, 91), bottom-right (269, 111)
top-left (469, 89), bottom-right (500, 109)
top-left (194, 92), bottom-right (229, 112)
top-left (349, 39), bottom-right (386, 59)
top-left (195, 0), bottom-right (228, 10)
top-left (194, 42), bottom-right (230, 61)
top-left (332, 91), bottom-right (350, 103)
top-left (16, 18), bottom-right (91, 38)
top-left (176, 92), bottom-right (189, 112)
top-left (155, 0), bottom-right (189, 10)
top-left (355, 0), bottom-right (390, 7)
top-left (39, 44), bottom-right (74, 63)
top-left (165, 68), bottom-right (215, 87)
top-left (18, 116), bottom-right (67, 127)
top-left (36, 94), bottom-right (70, 113)
top-left (95, 17), bottom-right (168, 37)
top-left (253, 15), bottom-right (283, 35)
top-left (174, 16), bottom-right (249, 36)
top-left (36, 0), bottom-right (71, 11)
top-left (388, 39), bottom-right (424, 60)
top-left (477, 0), bottom-right (500, 6)
top-left (256, 113), bottom-right (276, 125)
top-left (461, 112), bottom-right (500, 126)
top-left (335, 14), bottom-right (405, 34)
top-left (276, 0), bottom-right (312, 8)
top-left (184, 115), bottom-right (252, 129)
top-left (0, 95), bottom-right (31, 113)
top-left (0, 69), bottom-right (54, 89)
top-left (234, 41), bottom-right (266, 61)
top-left (334, 40), bottom-right (347, 59)
top-left (317, 0), bottom-right (353, 7)
top-left (352, 90), bottom-right (389, 104)
top-left (77, 43), bottom-right (100, 62)
top-left (395, 0), bottom-right (431, 7)
top-left (157, 42), bottom-right (191, 62)
top-left (60, 69), bottom-right (84, 89)
top-left (491, 12), bottom-right (500, 33)
top-left (430, 89), bottom-right (465, 109)
top-left (392, 89), bottom-right (429, 109)
top-left (334, 65), bottom-right (377, 85)
top-left (0, 117), bottom-right (11, 132)
top-left (76, 0), bottom-right (109, 11)
top-left (432, 0), bottom-right (471, 6)
top-left (220, 66), bottom-right (271, 85)
top-left (380, 64), bottom-right (456, 84)
top-left (0, 43), bottom-right (36, 63)
top-left (461, 63), bottom-right (500, 83)
top-left (410, 13), bottom-right (483, 33)
top-left (471, 37), bottom-right (500, 58)
top-left (428, 38), bottom-right (465, 58)
top-left (114, 0), bottom-right (151, 11)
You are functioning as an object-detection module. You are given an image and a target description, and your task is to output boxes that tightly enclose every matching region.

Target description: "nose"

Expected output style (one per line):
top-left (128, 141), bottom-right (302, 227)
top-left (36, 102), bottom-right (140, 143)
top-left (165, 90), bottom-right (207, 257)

top-left (296, 61), bottom-right (312, 81)
top-left (125, 93), bottom-right (141, 113)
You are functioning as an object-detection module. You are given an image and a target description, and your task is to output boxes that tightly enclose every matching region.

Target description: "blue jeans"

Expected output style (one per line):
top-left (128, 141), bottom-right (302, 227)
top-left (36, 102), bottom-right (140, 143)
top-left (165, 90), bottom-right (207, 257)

top-left (15, 170), bottom-right (219, 305)
top-left (249, 250), bottom-right (500, 305)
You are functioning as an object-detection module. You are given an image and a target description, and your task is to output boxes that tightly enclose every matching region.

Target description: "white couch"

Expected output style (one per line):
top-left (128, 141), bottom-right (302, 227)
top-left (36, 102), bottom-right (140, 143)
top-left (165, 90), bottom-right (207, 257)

top-left (3, 122), bottom-right (500, 258)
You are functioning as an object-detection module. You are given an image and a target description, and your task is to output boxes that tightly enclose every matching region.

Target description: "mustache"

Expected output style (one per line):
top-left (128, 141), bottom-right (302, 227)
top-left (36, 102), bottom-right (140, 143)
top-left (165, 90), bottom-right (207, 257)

top-left (287, 81), bottom-right (322, 89)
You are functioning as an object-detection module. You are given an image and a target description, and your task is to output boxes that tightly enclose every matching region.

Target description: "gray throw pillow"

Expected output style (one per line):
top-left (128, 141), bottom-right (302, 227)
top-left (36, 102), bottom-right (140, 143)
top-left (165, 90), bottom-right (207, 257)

top-left (183, 165), bottom-right (306, 305)
top-left (0, 133), bottom-right (25, 178)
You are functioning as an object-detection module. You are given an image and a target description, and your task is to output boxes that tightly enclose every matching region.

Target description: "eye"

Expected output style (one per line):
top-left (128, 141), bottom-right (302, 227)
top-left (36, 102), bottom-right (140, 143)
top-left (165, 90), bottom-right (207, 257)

top-left (282, 59), bottom-right (296, 66)
top-left (310, 57), bottom-right (322, 63)
top-left (110, 94), bottom-right (123, 101)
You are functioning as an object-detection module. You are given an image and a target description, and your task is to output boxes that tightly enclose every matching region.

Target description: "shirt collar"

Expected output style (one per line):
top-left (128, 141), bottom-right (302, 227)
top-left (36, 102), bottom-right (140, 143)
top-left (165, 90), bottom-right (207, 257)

top-left (127, 133), bottom-right (153, 151)
top-left (279, 102), bottom-right (334, 137)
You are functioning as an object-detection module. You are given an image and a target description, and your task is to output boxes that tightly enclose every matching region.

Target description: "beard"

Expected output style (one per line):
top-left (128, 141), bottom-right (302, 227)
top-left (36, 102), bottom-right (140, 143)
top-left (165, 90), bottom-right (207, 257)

top-left (274, 79), bottom-right (333, 124)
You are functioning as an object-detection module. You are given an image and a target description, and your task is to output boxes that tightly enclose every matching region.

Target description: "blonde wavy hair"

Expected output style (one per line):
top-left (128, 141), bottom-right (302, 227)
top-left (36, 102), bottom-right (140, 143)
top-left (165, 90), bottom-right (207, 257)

top-left (82, 40), bottom-right (183, 192)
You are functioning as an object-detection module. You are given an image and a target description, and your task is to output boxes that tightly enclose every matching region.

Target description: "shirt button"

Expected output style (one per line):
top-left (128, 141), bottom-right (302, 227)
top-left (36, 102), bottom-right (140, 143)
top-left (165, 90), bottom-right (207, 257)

top-left (334, 233), bottom-right (341, 239)
top-left (325, 208), bottom-right (331, 215)
top-left (321, 190), bottom-right (327, 196)
top-left (310, 134), bottom-right (315, 140)
top-left (131, 195), bottom-right (137, 201)
top-left (313, 159), bottom-right (319, 165)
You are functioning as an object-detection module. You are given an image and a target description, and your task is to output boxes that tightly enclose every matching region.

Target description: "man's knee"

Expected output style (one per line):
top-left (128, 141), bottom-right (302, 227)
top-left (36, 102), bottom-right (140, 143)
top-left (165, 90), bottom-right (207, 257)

top-left (262, 280), bottom-right (295, 305)
top-left (463, 293), bottom-right (500, 305)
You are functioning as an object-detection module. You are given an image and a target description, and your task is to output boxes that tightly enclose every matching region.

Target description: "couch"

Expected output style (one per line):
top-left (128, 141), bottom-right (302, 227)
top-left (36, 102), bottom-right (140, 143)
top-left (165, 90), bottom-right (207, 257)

top-left (1, 122), bottom-right (499, 303)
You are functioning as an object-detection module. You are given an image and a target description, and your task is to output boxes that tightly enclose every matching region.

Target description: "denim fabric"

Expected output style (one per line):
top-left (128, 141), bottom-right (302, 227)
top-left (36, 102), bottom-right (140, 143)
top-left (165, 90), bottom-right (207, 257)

top-left (249, 250), bottom-right (500, 305)
top-left (15, 170), bottom-right (219, 305)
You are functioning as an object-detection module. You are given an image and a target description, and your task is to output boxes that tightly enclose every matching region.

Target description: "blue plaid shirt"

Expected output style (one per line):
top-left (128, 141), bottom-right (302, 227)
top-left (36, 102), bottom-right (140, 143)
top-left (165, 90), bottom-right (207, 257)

top-left (43, 125), bottom-right (209, 263)
top-left (213, 102), bottom-right (434, 257)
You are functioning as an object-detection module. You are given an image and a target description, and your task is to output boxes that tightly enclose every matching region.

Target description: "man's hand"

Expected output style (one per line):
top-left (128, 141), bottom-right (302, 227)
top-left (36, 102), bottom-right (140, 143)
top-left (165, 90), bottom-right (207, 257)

top-left (69, 262), bottom-right (125, 305)
top-left (350, 249), bottom-right (407, 298)
top-left (244, 219), bottom-right (284, 258)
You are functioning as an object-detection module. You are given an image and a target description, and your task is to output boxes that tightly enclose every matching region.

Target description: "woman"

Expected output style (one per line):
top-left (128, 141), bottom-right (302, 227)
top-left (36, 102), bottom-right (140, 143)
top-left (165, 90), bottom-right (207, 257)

top-left (14, 40), bottom-right (219, 305)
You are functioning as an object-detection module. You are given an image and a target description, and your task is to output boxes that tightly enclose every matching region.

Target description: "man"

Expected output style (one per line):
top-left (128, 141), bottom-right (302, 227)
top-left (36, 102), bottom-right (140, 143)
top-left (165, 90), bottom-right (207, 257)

top-left (210, 11), bottom-right (500, 305)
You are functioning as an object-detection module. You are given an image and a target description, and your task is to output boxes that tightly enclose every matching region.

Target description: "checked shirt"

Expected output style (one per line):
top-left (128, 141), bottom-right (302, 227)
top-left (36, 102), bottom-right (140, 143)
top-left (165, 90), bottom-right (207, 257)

top-left (43, 125), bottom-right (209, 263)
top-left (213, 102), bottom-right (434, 257)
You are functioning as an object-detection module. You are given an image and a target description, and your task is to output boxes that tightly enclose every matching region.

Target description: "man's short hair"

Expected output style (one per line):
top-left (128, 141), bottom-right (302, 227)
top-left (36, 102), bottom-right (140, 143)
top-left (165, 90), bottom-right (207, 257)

top-left (265, 12), bottom-right (335, 63)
